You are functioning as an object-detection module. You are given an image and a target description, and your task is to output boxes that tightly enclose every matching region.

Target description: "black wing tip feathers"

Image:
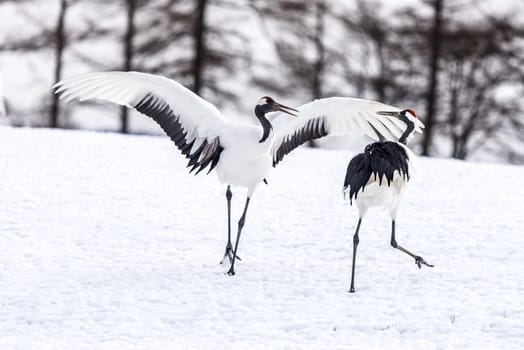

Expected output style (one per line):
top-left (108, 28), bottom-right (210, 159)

top-left (134, 92), bottom-right (223, 176)
top-left (273, 117), bottom-right (328, 167)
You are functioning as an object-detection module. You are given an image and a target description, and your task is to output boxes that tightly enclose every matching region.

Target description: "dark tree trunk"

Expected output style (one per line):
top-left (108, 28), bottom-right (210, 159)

top-left (121, 0), bottom-right (136, 134)
top-left (422, 0), bottom-right (443, 156)
top-left (193, 0), bottom-right (208, 95)
top-left (309, 0), bottom-right (326, 148)
top-left (375, 41), bottom-right (387, 102)
top-left (312, 0), bottom-right (325, 100)
top-left (449, 87), bottom-right (460, 159)
top-left (50, 0), bottom-right (67, 128)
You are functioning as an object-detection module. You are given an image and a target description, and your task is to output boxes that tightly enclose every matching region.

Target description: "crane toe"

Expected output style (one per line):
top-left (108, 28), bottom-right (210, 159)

top-left (415, 256), bottom-right (434, 269)
top-left (220, 243), bottom-right (241, 265)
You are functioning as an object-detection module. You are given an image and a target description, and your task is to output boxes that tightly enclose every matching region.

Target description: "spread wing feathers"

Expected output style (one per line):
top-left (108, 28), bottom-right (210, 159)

top-left (271, 97), bottom-right (424, 166)
top-left (272, 116), bottom-right (328, 166)
top-left (343, 142), bottom-right (411, 204)
top-left (54, 71), bottom-right (228, 175)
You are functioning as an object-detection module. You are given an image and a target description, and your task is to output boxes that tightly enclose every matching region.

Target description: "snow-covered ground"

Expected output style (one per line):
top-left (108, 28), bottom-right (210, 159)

top-left (1, 126), bottom-right (523, 349)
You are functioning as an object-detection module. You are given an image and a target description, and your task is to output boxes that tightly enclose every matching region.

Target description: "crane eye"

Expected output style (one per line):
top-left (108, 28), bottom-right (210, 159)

top-left (258, 96), bottom-right (274, 106)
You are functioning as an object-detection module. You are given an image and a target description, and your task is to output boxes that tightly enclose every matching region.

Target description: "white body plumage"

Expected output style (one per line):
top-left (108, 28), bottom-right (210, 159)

top-left (216, 124), bottom-right (274, 194)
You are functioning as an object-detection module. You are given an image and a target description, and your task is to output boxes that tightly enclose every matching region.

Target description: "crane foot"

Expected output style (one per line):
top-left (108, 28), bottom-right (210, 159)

top-left (220, 242), bottom-right (241, 265)
top-left (415, 256), bottom-right (434, 269)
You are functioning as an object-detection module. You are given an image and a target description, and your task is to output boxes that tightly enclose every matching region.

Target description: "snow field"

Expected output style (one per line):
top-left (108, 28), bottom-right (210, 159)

top-left (1, 126), bottom-right (523, 349)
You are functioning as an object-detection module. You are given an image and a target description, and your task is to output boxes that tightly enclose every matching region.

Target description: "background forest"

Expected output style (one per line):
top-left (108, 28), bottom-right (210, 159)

top-left (0, 0), bottom-right (523, 163)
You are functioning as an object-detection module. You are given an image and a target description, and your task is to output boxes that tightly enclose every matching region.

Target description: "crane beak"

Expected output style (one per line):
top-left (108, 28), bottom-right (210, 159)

top-left (275, 102), bottom-right (299, 117)
top-left (377, 111), bottom-right (400, 117)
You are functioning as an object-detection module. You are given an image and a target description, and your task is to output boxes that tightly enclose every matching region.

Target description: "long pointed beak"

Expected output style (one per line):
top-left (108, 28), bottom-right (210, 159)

top-left (377, 111), bottom-right (400, 117)
top-left (275, 103), bottom-right (299, 117)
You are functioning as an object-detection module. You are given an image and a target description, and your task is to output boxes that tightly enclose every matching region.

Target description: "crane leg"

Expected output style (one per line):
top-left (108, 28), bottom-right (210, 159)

top-left (227, 197), bottom-right (251, 276)
top-left (349, 218), bottom-right (362, 293)
top-left (221, 186), bottom-right (241, 264)
top-left (390, 221), bottom-right (433, 268)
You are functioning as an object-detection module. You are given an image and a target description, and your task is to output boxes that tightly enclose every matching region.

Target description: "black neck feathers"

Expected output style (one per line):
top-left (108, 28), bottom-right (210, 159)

top-left (254, 105), bottom-right (273, 143)
top-left (398, 114), bottom-right (415, 145)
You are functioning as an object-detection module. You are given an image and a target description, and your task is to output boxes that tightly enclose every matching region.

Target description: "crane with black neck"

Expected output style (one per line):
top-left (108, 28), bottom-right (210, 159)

top-left (343, 108), bottom-right (433, 293)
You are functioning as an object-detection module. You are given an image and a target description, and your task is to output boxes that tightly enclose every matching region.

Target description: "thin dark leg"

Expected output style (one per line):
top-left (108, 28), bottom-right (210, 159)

top-left (220, 186), bottom-right (235, 264)
top-left (390, 221), bottom-right (434, 268)
top-left (227, 197), bottom-right (251, 276)
top-left (349, 218), bottom-right (362, 293)
top-left (227, 186), bottom-right (232, 244)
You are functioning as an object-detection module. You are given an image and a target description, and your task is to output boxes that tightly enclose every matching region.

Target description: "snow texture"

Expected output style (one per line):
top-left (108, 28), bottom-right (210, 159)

top-left (1, 126), bottom-right (523, 349)
top-left (0, 73), bottom-right (5, 116)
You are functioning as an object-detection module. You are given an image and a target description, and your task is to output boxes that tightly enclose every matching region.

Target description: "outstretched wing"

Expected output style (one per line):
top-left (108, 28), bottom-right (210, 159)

top-left (55, 71), bottom-right (228, 174)
top-left (270, 97), bottom-right (425, 166)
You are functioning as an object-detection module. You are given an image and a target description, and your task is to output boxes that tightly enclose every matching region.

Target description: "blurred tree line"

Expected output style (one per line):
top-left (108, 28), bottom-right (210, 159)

top-left (0, 0), bottom-right (523, 163)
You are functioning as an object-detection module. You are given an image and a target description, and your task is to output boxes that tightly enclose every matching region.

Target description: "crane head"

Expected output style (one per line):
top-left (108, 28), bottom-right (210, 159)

top-left (257, 96), bottom-right (298, 117)
top-left (378, 109), bottom-right (418, 144)
top-left (378, 109), bottom-right (417, 125)
top-left (402, 109), bottom-right (417, 122)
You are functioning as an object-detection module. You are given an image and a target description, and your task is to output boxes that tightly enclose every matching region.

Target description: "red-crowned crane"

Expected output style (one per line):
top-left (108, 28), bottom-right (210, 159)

top-left (54, 71), bottom-right (422, 276)
top-left (343, 108), bottom-right (432, 293)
